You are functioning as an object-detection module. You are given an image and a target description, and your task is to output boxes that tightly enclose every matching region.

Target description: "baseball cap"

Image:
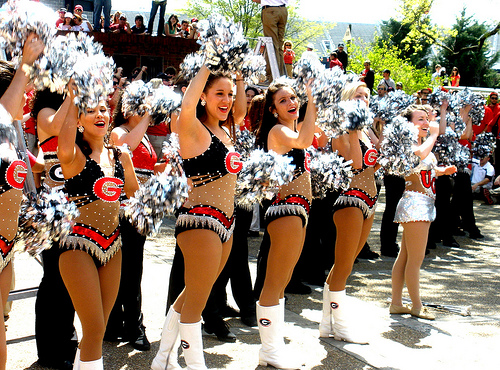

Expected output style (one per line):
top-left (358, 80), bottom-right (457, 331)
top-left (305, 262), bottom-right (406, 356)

top-left (306, 43), bottom-right (314, 49)
top-left (65, 12), bottom-right (73, 18)
top-left (74, 5), bottom-right (83, 11)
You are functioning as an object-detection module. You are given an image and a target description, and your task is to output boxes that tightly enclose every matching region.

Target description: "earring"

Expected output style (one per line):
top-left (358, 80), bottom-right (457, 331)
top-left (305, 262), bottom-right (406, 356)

top-left (273, 112), bottom-right (278, 118)
top-left (201, 100), bottom-right (206, 106)
top-left (78, 126), bottom-right (84, 133)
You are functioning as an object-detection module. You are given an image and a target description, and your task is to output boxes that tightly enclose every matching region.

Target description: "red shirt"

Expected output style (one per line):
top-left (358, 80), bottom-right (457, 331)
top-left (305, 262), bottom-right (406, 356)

top-left (147, 122), bottom-right (169, 136)
top-left (330, 59), bottom-right (343, 70)
top-left (284, 49), bottom-right (295, 64)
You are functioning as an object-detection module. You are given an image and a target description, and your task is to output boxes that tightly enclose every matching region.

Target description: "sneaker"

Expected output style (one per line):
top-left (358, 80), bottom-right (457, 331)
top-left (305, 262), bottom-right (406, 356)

top-left (483, 188), bottom-right (494, 205)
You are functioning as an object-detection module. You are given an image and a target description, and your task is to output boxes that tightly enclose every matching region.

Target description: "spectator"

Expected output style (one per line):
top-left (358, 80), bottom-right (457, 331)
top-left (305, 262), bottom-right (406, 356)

top-left (359, 60), bottom-right (375, 93)
top-left (329, 52), bottom-right (343, 70)
top-left (450, 67), bottom-right (460, 87)
top-left (378, 69), bottom-right (396, 92)
top-left (147, 0), bottom-right (167, 36)
top-left (110, 14), bottom-right (132, 34)
top-left (72, 14), bottom-right (84, 31)
top-left (283, 40), bottom-right (295, 77)
top-left (131, 15), bottom-right (147, 35)
top-left (252, 0), bottom-right (288, 83)
top-left (131, 66), bottom-right (148, 82)
top-left (418, 88), bottom-right (431, 105)
top-left (188, 18), bottom-right (199, 40)
top-left (396, 82), bottom-right (403, 91)
top-left (165, 14), bottom-right (180, 37)
top-left (73, 5), bottom-right (84, 18)
top-left (80, 14), bottom-right (93, 32)
top-left (374, 84), bottom-right (387, 100)
top-left (471, 155), bottom-right (495, 202)
top-left (431, 64), bottom-right (442, 84)
top-left (111, 11), bottom-right (122, 26)
top-left (334, 43), bottom-right (348, 73)
top-left (58, 12), bottom-right (74, 31)
top-left (483, 175), bottom-right (500, 204)
top-left (56, 8), bottom-right (66, 28)
top-left (93, 0), bottom-right (111, 32)
top-left (301, 43), bottom-right (318, 62)
top-left (178, 20), bottom-right (191, 38)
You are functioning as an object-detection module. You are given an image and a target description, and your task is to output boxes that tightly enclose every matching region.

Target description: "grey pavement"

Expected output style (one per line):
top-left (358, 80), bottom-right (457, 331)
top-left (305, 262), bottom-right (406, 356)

top-left (5, 190), bottom-right (500, 369)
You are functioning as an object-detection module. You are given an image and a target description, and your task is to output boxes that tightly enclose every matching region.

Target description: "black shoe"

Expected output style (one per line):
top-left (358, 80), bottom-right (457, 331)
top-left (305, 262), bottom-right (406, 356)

top-left (357, 249), bottom-right (380, 259)
top-left (241, 313), bottom-right (257, 327)
top-left (219, 305), bottom-right (240, 318)
top-left (452, 228), bottom-right (466, 236)
top-left (38, 359), bottom-right (73, 370)
top-left (442, 237), bottom-right (459, 248)
top-left (103, 330), bottom-right (123, 342)
top-left (381, 246), bottom-right (399, 257)
top-left (128, 325), bottom-right (151, 351)
top-left (468, 230), bottom-right (484, 239)
top-left (284, 281), bottom-right (312, 295)
top-left (425, 248), bottom-right (430, 255)
top-left (426, 239), bottom-right (437, 250)
top-left (203, 319), bottom-right (236, 342)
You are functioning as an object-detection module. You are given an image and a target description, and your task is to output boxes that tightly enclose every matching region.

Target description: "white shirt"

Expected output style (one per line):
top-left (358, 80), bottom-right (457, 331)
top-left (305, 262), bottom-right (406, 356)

top-left (260, 0), bottom-right (288, 6)
top-left (471, 159), bottom-right (495, 189)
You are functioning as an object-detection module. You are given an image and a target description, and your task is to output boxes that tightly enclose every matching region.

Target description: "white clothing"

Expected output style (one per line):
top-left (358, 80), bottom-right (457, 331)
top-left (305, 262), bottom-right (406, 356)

top-left (378, 78), bottom-right (396, 91)
top-left (261, 0), bottom-right (288, 6)
top-left (471, 159), bottom-right (495, 190)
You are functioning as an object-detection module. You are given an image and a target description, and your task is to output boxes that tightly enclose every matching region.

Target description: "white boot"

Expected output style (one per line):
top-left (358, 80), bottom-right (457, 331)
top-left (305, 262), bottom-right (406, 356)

top-left (257, 302), bottom-right (301, 370)
top-left (79, 358), bottom-right (103, 370)
top-left (72, 348), bottom-right (80, 370)
top-left (179, 321), bottom-right (207, 370)
top-left (330, 290), bottom-right (369, 344)
top-left (319, 283), bottom-right (333, 338)
top-left (151, 306), bottom-right (181, 370)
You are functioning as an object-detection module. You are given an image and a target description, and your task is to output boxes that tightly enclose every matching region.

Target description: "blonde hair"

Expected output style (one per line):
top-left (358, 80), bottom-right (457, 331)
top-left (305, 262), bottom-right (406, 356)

top-left (341, 81), bottom-right (369, 101)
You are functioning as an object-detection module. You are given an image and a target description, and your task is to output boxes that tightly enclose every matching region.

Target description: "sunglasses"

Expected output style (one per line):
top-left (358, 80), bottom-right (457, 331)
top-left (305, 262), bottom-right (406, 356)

top-left (378, 88), bottom-right (386, 91)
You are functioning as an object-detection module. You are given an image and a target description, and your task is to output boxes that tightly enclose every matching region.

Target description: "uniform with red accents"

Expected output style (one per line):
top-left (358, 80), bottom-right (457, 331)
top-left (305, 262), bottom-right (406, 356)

top-left (394, 153), bottom-right (437, 223)
top-left (265, 148), bottom-right (312, 227)
top-left (61, 153), bottom-right (125, 264)
top-left (39, 136), bottom-right (65, 190)
top-left (0, 154), bottom-right (27, 271)
top-left (334, 140), bottom-right (378, 219)
top-left (176, 125), bottom-right (240, 243)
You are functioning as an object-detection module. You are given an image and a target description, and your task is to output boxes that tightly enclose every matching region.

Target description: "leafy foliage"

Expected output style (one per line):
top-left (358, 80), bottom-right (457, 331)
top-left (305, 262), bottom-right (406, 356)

top-left (437, 9), bottom-right (500, 87)
top-left (378, 18), bottom-right (432, 69)
top-left (348, 39), bottom-right (431, 95)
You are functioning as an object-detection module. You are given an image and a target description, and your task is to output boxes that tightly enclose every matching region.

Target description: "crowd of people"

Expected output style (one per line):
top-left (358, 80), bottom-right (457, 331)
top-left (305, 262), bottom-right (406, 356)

top-left (55, 3), bottom-right (199, 38)
top-left (1, 2), bottom-right (499, 370)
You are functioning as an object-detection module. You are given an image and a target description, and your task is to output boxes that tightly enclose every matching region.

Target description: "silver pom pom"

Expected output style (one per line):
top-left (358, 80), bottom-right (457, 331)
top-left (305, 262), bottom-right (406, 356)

top-left (473, 132), bottom-right (496, 158)
top-left (235, 149), bottom-right (295, 207)
top-left (308, 146), bottom-right (353, 198)
top-left (433, 127), bottom-right (470, 169)
top-left (370, 90), bottom-right (416, 122)
top-left (15, 189), bottom-right (79, 256)
top-left (379, 116), bottom-right (420, 176)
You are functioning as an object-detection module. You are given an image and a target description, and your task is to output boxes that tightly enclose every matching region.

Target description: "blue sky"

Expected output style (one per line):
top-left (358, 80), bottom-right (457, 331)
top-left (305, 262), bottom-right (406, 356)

top-left (113, 0), bottom-right (496, 28)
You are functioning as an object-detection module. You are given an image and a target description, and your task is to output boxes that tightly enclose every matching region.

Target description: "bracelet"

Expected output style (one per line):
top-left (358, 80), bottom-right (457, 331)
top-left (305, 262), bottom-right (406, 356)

top-left (235, 79), bottom-right (244, 82)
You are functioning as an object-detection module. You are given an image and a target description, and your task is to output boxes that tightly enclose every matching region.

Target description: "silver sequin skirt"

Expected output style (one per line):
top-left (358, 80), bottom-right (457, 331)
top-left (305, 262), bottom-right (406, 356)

top-left (394, 191), bottom-right (435, 223)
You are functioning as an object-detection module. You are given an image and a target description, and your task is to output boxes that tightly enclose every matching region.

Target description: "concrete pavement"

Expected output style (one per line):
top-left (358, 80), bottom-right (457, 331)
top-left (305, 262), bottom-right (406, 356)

top-left (5, 191), bottom-right (500, 369)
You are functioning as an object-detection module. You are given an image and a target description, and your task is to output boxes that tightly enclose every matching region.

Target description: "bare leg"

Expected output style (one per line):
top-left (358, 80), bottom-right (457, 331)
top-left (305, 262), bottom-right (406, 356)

top-left (173, 230), bottom-right (232, 323)
top-left (60, 250), bottom-right (120, 361)
top-left (326, 208), bottom-right (364, 291)
top-left (391, 229), bottom-right (408, 306)
top-left (260, 216), bottom-right (305, 306)
top-left (0, 263), bottom-right (13, 370)
top-left (400, 222), bottom-right (429, 310)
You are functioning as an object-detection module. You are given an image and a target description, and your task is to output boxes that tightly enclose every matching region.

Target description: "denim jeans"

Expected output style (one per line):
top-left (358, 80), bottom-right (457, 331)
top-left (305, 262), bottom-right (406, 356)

top-left (93, 0), bottom-right (112, 30)
top-left (147, 1), bottom-right (167, 36)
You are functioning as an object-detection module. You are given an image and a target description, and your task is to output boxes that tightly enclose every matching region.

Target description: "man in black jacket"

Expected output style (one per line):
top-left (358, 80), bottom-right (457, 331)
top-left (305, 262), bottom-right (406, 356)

top-left (360, 60), bottom-right (375, 93)
top-left (335, 43), bottom-right (348, 73)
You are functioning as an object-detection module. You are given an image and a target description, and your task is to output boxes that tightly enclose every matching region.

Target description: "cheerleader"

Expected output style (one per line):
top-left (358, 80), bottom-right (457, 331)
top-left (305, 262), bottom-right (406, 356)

top-left (57, 85), bottom-right (139, 368)
top-left (320, 81), bottom-right (375, 344)
top-left (249, 80), bottom-right (316, 369)
top-left (0, 33), bottom-right (44, 370)
top-left (390, 105), bottom-right (456, 319)
top-left (151, 64), bottom-right (245, 369)
top-left (106, 91), bottom-right (157, 350)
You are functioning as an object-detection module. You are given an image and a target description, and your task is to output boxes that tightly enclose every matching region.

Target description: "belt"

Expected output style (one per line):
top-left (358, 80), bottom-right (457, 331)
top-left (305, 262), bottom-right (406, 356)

top-left (262, 4), bottom-right (286, 9)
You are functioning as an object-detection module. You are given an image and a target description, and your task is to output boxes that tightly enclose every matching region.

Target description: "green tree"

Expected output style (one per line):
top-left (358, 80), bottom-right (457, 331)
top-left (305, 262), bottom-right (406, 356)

top-left (349, 39), bottom-right (431, 95)
top-left (179, 0), bottom-right (330, 55)
top-left (378, 18), bottom-right (432, 69)
top-left (437, 9), bottom-right (500, 87)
